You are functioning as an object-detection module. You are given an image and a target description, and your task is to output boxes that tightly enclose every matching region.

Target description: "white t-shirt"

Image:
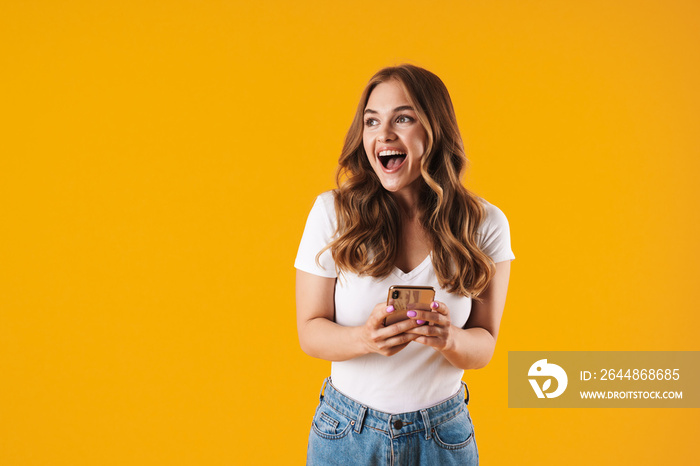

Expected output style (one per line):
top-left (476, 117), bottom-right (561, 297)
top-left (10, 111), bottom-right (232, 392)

top-left (295, 191), bottom-right (515, 413)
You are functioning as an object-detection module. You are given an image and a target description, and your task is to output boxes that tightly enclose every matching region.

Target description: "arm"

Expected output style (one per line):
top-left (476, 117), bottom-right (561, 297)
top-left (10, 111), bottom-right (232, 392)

top-left (406, 260), bottom-right (512, 370)
top-left (296, 269), bottom-right (421, 361)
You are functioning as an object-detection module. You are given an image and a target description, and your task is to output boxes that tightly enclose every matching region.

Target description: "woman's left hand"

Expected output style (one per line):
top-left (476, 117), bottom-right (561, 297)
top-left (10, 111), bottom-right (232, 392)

top-left (404, 301), bottom-right (455, 353)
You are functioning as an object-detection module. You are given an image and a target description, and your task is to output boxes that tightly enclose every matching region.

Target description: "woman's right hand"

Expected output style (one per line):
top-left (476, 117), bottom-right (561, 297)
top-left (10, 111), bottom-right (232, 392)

top-left (297, 270), bottom-right (418, 361)
top-left (359, 303), bottom-right (421, 357)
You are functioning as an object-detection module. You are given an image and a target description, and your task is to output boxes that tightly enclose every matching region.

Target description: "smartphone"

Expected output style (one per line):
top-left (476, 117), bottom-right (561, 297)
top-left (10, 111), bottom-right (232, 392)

top-left (383, 285), bottom-right (436, 326)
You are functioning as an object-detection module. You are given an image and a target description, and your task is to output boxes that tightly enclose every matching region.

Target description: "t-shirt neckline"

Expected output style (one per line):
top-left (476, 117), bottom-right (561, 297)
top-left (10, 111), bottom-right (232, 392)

top-left (391, 254), bottom-right (432, 280)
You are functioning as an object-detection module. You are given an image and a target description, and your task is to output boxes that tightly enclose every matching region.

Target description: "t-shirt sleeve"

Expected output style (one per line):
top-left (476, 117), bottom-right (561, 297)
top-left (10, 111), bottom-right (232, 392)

top-left (294, 193), bottom-right (338, 278)
top-left (477, 201), bottom-right (515, 263)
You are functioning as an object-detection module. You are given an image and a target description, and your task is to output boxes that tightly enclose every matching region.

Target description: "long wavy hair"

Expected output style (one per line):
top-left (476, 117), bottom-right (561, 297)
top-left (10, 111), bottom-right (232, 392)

top-left (319, 64), bottom-right (494, 298)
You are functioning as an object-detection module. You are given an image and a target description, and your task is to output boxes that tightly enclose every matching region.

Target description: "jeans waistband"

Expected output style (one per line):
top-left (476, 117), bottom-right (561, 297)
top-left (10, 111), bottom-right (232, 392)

top-left (317, 377), bottom-right (470, 440)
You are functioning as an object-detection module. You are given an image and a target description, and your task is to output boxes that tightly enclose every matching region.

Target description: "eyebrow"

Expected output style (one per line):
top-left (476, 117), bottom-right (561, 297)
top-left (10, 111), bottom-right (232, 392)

top-left (364, 105), bottom-right (415, 115)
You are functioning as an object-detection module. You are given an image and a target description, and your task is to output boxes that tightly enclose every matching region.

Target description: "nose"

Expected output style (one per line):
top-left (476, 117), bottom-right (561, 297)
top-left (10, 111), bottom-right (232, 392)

top-left (378, 125), bottom-right (396, 143)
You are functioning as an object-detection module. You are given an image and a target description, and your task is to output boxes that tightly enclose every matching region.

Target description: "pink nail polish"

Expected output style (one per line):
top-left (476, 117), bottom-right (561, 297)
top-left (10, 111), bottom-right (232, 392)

top-left (407, 311), bottom-right (417, 318)
top-left (386, 305), bottom-right (395, 313)
top-left (431, 301), bottom-right (438, 310)
top-left (416, 320), bottom-right (425, 325)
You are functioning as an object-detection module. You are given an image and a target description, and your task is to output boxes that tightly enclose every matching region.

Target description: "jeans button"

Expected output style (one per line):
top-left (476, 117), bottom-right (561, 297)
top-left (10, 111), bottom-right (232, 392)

top-left (393, 420), bottom-right (403, 429)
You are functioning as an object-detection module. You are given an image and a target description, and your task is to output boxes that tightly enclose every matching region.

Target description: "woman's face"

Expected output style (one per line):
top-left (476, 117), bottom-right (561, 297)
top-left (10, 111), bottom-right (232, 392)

top-left (363, 79), bottom-right (428, 196)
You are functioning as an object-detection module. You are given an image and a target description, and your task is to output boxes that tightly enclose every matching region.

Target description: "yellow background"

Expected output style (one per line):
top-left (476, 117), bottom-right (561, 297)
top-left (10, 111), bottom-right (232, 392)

top-left (1, 1), bottom-right (698, 464)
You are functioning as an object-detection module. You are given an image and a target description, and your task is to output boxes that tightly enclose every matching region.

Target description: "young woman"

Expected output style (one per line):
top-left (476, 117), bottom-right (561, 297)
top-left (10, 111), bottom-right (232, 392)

top-left (295, 64), bottom-right (514, 465)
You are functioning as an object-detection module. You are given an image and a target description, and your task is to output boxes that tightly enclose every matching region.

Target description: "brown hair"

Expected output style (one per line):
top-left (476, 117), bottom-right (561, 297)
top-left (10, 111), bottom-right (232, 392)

top-left (320, 64), bottom-right (494, 297)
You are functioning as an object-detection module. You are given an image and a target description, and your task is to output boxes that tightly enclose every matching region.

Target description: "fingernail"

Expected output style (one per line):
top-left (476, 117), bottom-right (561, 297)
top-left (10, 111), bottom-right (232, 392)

top-left (416, 320), bottom-right (425, 325)
top-left (386, 305), bottom-right (395, 313)
top-left (407, 311), bottom-right (417, 318)
top-left (431, 301), bottom-right (438, 310)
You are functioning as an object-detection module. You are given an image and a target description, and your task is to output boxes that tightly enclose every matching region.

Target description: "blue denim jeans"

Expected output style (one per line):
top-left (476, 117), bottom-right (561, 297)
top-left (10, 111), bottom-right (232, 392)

top-left (306, 378), bottom-right (478, 465)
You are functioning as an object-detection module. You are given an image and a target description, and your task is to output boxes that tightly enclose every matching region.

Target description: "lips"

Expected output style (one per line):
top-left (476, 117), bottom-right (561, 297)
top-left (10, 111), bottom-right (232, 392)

top-left (378, 149), bottom-right (407, 171)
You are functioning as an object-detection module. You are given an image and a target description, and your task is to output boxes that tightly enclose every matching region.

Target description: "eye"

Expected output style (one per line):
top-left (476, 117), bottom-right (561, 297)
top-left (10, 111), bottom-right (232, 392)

top-left (396, 115), bottom-right (414, 124)
top-left (364, 118), bottom-right (379, 127)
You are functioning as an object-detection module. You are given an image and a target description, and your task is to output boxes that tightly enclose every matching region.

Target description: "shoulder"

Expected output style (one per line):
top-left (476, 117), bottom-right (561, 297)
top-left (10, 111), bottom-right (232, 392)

top-left (477, 197), bottom-right (510, 231)
top-left (300, 190), bottom-right (338, 238)
top-left (474, 197), bottom-right (515, 262)
top-left (295, 191), bottom-right (339, 277)
top-left (316, 190), bottom-right (336, 211)
top-left (310, 190), bottom-right (337, 224)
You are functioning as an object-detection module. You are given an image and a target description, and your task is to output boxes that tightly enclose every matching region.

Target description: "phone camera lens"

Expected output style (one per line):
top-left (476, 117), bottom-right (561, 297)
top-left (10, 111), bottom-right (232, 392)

top-left (392, 290), bottom-right (399, 299)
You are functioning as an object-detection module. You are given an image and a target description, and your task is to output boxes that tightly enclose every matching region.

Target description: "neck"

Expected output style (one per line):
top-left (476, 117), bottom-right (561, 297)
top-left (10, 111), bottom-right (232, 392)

top-left (390, 186), bottom-right (421, 220)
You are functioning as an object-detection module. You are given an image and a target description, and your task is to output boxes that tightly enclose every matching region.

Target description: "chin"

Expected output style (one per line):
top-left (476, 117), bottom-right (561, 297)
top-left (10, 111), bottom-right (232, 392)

top-left (380, 183), bottom-right (406, 194)
top-left (376, 177), bottom-right (401, 192)
top-left (379, 176), bottom-right (422, 194)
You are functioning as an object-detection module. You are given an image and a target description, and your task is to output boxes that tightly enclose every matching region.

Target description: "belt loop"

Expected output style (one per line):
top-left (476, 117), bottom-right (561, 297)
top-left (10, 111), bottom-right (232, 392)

top-left (462, 381), bottom-right (470, 405)
top-left (420, 409), bottom-right (432, 440)
top-left (354, 406), bottom-right (367, 434)
top-left (319, 377), bottom-right (330, 402)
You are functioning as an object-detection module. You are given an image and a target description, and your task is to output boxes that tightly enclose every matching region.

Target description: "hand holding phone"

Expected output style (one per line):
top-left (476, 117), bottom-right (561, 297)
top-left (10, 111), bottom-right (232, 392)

top-left (384, 285), bottom-right (436, 326)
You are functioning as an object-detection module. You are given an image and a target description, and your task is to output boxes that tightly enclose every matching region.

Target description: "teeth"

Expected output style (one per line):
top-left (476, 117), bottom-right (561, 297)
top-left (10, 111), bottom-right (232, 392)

top-left (378, 150), bottom-right (407, 157)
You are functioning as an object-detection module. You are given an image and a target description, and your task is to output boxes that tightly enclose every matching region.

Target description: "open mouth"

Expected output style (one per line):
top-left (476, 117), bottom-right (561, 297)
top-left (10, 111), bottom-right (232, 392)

top-left (378, 150), bottom-right (407, 170)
